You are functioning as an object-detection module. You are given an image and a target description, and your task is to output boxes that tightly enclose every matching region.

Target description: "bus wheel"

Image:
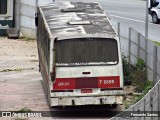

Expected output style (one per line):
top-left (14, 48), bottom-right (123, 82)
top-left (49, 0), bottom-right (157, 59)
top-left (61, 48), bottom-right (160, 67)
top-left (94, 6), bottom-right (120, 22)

top-left (152, 12), bottom-right (159, 24)
top-left (111, 104), bottom-right (117, 108)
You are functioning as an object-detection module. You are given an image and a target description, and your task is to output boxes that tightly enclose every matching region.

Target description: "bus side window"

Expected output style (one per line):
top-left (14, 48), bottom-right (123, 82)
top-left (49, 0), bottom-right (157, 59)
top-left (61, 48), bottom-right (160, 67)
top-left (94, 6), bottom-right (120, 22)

top-left (0, 0), bottom-right (7, 14)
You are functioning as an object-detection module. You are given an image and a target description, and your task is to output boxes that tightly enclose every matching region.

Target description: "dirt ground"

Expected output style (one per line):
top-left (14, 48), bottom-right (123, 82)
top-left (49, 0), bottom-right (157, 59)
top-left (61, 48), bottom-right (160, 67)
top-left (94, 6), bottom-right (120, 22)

top-left (0, 37), bottom-right (50, 119)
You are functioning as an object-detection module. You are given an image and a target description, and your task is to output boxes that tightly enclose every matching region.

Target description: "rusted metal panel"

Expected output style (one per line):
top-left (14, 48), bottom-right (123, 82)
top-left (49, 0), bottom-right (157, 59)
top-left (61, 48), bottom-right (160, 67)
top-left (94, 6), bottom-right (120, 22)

top-left (51, 90), bottom-right (124, 97)
top-left (39, 2), bottom-right (116, 38)
top-left (38, 2), bottom-right (124, 107)
top-left (51, 95), bottom-right (123, 106)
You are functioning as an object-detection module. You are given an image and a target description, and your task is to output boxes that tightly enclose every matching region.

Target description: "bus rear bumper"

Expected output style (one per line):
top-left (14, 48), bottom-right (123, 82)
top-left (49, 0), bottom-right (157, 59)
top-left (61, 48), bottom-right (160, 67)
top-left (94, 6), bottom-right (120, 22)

top-left (50, 96), bottom-right (123, 106)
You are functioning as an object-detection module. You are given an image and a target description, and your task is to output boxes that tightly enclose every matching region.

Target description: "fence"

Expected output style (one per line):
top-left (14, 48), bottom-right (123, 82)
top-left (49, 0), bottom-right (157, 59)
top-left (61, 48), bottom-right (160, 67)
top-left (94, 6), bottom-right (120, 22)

top-left (111, 80), bottom-right (160, 120)
top-left (111, 21), bottom-right (160, 85)
top-left (110, 21), bottom-right (160, 120)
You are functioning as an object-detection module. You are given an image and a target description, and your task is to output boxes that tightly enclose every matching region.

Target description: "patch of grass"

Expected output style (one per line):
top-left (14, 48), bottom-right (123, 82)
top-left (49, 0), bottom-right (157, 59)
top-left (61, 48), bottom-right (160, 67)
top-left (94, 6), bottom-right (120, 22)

top-left (123, 100), bottom-right (132, 109)
top-left (152, 41), bottom-right (160, 46)
top-left (13, 107), bottom-right (32, 120)
top-left (30, 60), bottom-right (39, 62)
top-left (0, 68), bottom-right (22, 72)
top-left (0, 68), bottom-right (34, 72)
top-left (19, 37), bottom-right (35, 41)
top-left (17, 107), bottom-right (32, 113)
top-left (132, 58), bottom-right (147, 93)
top-left (122, 54), bottom-right (132, 85)
top-left (142, 80), bottom-right (153, 94)
top-left (124, 80), bottom-right (153, 109)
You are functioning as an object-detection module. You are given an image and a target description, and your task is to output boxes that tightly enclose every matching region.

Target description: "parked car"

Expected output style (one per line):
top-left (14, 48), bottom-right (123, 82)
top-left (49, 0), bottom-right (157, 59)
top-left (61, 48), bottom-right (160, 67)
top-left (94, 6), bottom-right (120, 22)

top-left (149, 0), bottom-right (160, 24)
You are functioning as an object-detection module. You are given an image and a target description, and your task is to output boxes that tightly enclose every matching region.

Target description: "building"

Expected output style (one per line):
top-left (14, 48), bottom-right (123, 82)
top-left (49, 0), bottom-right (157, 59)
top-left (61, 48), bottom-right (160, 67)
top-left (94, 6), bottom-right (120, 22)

top-left (0, 0), bottom-right (54, 38)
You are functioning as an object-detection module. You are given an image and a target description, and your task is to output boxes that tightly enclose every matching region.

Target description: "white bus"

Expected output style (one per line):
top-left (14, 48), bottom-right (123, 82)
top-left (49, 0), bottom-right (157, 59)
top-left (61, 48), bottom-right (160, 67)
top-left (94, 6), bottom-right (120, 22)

top-left (36, 2), bottom-right (124, 107)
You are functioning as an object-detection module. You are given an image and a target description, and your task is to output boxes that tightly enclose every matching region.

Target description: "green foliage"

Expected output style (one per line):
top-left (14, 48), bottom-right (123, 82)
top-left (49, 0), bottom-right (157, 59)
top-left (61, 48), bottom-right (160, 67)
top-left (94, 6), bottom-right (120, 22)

top-left (19, 37), bottom-right (35, 41)
top-left (142, 80), bottom-right (153, 94)
top-left (132, 58), bottom-right (147, 93)
top-left (122, 55), bottom-right (153, 109)
top-left (124, 80), bottom-right (153, 109)
top-left (122, 54), bottom-right (132, 84)
top-left (135, 58), bottom-right (145, 71)
top-left (152, 41), bottom-right (160, 46)
top-left (13, 107), bottom-right (31, 120)
top-left (0, 68), bottom-right (34, 72)
top-left (122, 55), bottom-right (147, 87)
top-left (17, 107), bottom-right (32, 113)
top-left (0, 68), bottom-right (23, 72)
top-left (30, 60), bottom-right (39, 62)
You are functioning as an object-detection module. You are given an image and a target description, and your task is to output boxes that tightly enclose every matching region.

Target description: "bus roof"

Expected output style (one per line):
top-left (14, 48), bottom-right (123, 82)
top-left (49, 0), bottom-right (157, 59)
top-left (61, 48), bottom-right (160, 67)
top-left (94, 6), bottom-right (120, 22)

top-left (39, 2), bottom-right (117, 38)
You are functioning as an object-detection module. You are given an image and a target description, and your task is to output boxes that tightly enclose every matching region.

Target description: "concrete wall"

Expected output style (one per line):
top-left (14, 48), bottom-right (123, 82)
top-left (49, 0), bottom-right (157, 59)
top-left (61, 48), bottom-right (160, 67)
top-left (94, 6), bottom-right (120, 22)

top-left (15, 0), bottom-right (54, 38)
top-left (111, 20), bottom-right (160, 84)
top-left (111, 81), bottom-right (160, 120)
top-left (110, 20), bottom-right (160, 120)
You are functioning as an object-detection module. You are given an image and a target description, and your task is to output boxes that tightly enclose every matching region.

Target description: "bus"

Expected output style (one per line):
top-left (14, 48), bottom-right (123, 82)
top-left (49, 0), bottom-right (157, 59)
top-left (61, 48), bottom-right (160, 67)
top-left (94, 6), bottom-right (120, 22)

top-left (36, 2), bottom-right (124, 107)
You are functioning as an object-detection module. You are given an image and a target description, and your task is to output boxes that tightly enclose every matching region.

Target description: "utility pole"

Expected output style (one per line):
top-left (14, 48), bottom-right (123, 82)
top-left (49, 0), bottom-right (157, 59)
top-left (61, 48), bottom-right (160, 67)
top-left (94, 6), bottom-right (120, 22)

top-left (145, 0), bottom-right (149, 39)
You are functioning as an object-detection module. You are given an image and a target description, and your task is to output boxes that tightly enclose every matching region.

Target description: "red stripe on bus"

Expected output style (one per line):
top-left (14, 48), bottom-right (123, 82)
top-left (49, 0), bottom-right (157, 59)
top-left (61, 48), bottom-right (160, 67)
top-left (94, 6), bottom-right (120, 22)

top-left (53, 76), bottom-right (120, 90)
top-left (53, 78), bottom-right (76, 90)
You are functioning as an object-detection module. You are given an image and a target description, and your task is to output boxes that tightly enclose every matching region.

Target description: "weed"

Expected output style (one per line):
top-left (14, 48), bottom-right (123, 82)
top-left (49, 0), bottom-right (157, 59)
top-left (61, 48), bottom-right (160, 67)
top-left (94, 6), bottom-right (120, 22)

top-left (19, 37), bottom-right (35, 41)
top-left (122, 54), bottom-right (132, 85)
top-left (135, 58), bottom-right (145, 71)
top-left (132, 58), bottom-right (147, 92)
top-left (122, 56), bottom-right (153, 109)
top-left (17, 107), bottom-right (32, 113)
top-left (124, 80), bottom-right (153, 109)
top-left (152, 41), bottom-right (160, 46)
top-left (13, 107), bottom-right (32, 120)
top-left (30, 60), bottom-right (39, 62)
top-left (0, 68), bottom-right (22, 72)
top-left (0, 68), bottom-right (34, 72)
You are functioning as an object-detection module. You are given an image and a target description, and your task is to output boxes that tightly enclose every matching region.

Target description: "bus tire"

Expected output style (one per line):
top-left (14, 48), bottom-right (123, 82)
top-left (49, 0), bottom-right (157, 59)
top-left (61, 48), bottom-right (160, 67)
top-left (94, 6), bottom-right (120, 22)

top-left (152, 12), bottom-right (159, 24)
top-left (111, 104), bottom-right (117, 108)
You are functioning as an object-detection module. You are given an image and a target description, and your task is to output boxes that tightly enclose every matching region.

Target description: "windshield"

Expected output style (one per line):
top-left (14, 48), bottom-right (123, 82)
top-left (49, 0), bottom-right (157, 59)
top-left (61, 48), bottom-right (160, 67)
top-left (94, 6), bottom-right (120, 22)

top-left (55, 38), bottom-right (118, 66)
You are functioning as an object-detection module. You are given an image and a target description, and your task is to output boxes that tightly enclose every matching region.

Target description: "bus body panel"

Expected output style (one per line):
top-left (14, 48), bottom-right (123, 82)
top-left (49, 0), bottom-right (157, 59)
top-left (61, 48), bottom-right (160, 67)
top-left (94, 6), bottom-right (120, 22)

top-left (50, 96), bottom-right (123, 106)
top-left (54, 65), bottom-right (123, 89)
top-left (37, 2), bottom-right (124, 107)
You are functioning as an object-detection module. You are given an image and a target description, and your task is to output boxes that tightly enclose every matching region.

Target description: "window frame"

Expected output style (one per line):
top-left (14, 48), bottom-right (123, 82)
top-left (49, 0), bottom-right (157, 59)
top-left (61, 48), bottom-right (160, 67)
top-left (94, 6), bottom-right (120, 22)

top-left (55, 38), bottom-right (119, 67)
top-left (0, 0), bottom-right (13, 19)
top-left (0, 0), bottom-right (7, 14)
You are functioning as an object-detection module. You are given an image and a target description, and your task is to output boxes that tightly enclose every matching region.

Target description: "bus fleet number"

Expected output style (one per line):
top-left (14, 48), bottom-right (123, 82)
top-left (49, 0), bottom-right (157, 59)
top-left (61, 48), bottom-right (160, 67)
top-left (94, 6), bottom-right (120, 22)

top-left (99, 80), bottom-right (115, 84)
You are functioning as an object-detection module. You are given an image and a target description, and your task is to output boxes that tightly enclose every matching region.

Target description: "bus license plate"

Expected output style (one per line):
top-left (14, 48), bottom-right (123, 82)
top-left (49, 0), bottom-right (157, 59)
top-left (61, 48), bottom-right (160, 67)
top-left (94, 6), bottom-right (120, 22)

top-left (81, 89), bottom-right (93, 93)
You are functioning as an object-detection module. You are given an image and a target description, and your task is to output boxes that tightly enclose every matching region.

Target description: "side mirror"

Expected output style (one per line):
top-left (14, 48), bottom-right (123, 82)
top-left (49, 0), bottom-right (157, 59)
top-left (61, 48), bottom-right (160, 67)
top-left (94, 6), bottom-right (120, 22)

top-left (35, 13), bottom-right (38, 26)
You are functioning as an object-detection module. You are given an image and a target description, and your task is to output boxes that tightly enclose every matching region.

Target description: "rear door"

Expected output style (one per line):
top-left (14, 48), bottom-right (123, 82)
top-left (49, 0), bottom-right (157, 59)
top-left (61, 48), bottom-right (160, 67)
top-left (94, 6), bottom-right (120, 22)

top-left (52, 38), bottom-right (123, 94)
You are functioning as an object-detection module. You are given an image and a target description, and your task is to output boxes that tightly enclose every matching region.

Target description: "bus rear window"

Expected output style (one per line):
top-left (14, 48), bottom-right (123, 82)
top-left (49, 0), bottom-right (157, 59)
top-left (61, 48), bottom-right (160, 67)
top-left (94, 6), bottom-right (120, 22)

top-left (0, 0), bottom-right (7, 14)
top-left (55, 38), bottom-right (118, 66)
